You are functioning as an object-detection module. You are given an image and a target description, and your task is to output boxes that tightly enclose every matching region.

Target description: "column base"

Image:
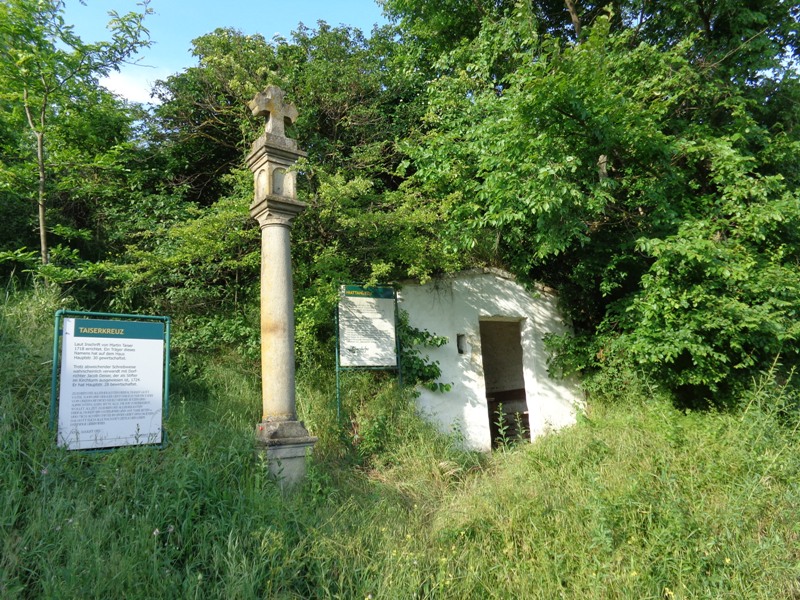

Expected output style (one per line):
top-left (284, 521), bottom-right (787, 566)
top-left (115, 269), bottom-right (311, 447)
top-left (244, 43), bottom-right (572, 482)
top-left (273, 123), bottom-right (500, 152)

top-left (255, 420), bottom-right (317, 488)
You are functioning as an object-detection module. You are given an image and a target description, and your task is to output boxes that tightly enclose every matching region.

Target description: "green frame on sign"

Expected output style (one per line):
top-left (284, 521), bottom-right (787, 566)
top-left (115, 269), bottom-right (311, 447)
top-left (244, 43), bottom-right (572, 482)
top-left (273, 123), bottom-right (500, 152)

top-left (50, 309), bottom-right (171, 451)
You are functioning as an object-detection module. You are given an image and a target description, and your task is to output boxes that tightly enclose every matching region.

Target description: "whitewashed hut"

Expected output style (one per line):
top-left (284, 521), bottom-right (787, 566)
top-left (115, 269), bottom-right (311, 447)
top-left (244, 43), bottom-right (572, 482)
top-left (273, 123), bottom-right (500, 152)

top-left (398, 269), bottom-right (583, 451)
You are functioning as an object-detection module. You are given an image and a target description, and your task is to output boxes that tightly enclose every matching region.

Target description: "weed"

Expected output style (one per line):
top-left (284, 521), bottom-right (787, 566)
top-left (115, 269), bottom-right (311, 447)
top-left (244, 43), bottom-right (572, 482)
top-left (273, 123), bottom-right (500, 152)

top-left (3, 288), bottom-right (800, 598)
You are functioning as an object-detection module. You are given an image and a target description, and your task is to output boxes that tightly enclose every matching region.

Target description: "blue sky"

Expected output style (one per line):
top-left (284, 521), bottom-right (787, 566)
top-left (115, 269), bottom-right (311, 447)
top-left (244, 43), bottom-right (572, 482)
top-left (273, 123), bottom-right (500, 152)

top-left (63, 0), bottom-right (389, 102)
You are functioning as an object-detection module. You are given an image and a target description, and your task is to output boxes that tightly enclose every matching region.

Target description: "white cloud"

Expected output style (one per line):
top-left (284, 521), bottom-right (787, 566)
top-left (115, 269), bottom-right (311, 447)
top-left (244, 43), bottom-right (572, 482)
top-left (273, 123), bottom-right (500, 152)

top-left (100, 69), bottom-right (168, 104)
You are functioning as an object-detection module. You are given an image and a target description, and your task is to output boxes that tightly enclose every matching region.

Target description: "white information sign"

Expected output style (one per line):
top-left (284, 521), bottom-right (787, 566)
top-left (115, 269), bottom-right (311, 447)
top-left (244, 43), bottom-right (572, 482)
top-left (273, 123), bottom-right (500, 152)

top-left (57, 317), bottom-right (165, 450)
top-left (338, 285), bottom-right (398, 368)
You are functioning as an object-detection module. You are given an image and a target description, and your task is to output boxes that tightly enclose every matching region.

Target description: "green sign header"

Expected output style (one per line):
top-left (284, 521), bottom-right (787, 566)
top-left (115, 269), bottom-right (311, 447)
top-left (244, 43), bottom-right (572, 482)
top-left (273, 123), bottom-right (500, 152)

top-left (344, 285), bottom-right (396, 299)
top-left (73, 318), bottom-right (164, 340)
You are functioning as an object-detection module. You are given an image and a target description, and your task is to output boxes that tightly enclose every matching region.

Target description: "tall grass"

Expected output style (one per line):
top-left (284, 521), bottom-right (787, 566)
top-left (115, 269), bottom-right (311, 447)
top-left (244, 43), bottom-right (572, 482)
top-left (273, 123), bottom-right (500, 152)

top-left (2, 287), bottom-right (799, 598)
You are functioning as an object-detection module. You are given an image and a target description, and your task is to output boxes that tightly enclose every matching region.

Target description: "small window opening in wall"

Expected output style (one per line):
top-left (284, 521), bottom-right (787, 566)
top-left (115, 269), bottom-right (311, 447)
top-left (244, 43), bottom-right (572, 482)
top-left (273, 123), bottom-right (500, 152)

top-left (456, 334), bottom-right (466, 354)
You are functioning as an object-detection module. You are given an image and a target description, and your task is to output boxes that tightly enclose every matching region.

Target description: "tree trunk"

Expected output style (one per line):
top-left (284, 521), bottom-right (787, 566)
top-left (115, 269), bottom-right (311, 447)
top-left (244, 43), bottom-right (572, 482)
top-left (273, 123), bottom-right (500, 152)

top-left (564, 0), bottom-right (582, 40)
top-left (24, 88), bottom-right (48, 265)
top-left (36, 129), bottom-right (47, 265)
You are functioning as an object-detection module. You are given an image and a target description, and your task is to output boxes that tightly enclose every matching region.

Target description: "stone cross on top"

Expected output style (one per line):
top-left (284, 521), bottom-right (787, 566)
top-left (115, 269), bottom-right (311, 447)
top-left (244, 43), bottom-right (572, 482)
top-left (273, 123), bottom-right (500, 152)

top-left (248, 85), bottom-right (298, 139)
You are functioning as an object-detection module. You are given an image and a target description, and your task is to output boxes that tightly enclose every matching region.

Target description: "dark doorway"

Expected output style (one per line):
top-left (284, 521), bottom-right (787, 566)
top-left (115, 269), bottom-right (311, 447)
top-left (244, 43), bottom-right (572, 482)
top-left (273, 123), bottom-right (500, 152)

top-left (479, 320), bottom-right (530, 447)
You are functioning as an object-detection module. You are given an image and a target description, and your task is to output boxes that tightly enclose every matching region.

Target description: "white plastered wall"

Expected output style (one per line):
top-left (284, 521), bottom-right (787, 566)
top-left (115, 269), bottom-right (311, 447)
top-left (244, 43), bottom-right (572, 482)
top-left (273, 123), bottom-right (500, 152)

top-left (398, 269), bottom-right (584, 451)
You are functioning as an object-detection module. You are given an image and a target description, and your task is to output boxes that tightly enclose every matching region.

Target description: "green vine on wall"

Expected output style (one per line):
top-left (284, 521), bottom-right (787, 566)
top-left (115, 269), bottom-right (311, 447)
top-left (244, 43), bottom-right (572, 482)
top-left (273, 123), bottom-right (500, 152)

top-left (397, 309), bottom-right (451, 392)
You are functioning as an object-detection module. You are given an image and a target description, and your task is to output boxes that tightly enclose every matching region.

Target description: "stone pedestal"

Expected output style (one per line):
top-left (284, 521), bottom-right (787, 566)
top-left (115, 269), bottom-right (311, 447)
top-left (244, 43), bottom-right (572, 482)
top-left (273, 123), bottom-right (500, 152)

top-left (256, 420), bottom-right (318, 488)
top-left (246, 86), bottom-right (315, 485)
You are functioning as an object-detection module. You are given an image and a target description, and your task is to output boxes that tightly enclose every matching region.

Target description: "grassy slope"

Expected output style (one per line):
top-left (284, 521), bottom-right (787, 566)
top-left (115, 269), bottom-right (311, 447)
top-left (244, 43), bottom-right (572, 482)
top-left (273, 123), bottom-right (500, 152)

top-left (2, 287), bottom-right (799, 599)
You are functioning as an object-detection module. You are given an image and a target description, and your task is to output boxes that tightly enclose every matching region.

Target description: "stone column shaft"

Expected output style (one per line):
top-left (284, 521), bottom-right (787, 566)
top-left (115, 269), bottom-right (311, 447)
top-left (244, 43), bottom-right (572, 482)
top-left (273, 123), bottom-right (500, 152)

top-left (259, 219), bottom-right (295, 421)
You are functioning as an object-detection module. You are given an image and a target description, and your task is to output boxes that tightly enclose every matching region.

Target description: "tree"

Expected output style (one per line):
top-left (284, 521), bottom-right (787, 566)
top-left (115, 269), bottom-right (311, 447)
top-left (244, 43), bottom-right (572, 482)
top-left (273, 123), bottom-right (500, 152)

top-left (0, 0), bottom-right (150, 265)
top-left (107, 22), bottom-right (457, 363)
top-left (392, 1), bottom-right (800, 404)
top-left (148, 28), bottom-right (280, 205)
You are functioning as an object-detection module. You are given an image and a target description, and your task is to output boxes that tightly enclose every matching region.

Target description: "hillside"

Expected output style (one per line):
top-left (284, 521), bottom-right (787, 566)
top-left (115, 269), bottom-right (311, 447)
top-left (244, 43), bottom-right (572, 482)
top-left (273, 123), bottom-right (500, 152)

top-left (2, 288), bottom-right (799, 598)
top-left (2, 1), bottom-right (800, 595)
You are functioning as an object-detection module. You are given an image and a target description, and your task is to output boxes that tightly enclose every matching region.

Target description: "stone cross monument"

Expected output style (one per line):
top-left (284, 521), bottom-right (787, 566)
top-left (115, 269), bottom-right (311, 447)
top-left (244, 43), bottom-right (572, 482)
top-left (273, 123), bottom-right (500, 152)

top-left (246, 85), bottom-right (316, 486)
